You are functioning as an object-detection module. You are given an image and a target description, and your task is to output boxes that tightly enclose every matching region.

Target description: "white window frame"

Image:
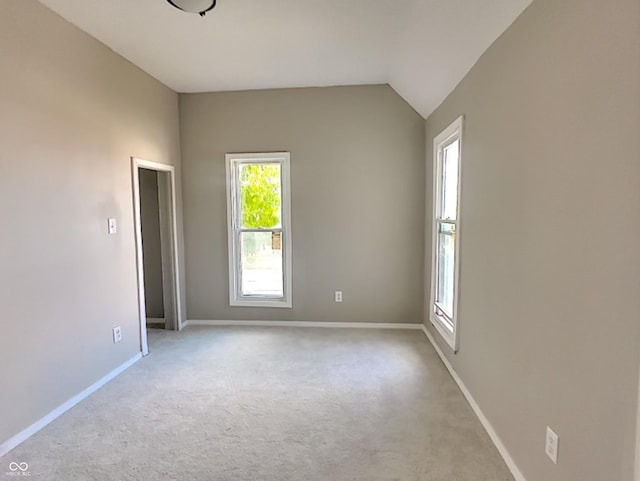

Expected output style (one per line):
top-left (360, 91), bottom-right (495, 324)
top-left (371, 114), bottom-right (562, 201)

top-left (429, 116), bottom-right (463, 351)
top-left (225, 152), bottom-right (292, 308)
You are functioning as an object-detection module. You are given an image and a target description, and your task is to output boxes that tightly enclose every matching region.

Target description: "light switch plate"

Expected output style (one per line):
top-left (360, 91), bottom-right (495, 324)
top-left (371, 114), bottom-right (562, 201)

top-left (107, 218), bottom-right (117, 235)
top-left (545, 426), bottom-right (559, 464)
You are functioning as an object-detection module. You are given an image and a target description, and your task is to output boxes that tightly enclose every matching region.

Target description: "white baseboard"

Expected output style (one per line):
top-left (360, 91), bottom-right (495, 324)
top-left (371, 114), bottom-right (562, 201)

top-left (184, 319), bottom-right (424, 330)
top-left (420, 324), bottom-right (527, 481)
top-left (146, 318), bottom-right (165, 324)
top-left (0, 352), bottom-right (143, 458)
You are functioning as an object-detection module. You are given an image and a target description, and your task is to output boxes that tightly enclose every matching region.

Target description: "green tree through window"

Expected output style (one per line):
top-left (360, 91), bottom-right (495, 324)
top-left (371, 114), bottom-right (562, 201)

top-left (240, 163), bottom-right (281, 229)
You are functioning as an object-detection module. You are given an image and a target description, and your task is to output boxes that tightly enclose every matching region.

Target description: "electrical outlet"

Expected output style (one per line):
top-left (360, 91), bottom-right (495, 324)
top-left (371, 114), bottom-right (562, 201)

top-left (112, 326), bottom-right (122, 344)
top-left (335, 291), bottom-right (343, 303)
top-left (545, 426), bottom-right (559, 464)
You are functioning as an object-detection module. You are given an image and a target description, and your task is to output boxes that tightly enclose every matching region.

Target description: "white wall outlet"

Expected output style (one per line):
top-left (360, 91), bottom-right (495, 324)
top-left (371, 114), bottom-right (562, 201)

top-left (545, 426), bottom-right (559, 464)
top-left (335, 291), bottom-right (343, 303)
top-left (107, 218), bottom-right (117, 235)
top-left (112, 326), bottom-right (122, 343)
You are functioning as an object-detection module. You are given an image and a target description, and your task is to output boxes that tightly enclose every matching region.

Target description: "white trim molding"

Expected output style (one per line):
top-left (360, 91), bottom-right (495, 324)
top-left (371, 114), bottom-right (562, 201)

top-left (225, 152), bottom-right (293, 309)
top-left (132, 157), bottom-right (184, 357)
top-left (429, 115), bottom-right (464, 352)
top-left (0, 353), bottom-right (142, 458)
top-left (184, 320), bottom-right (424, 330)
top-left (420, 324), bottom-right (527, 481)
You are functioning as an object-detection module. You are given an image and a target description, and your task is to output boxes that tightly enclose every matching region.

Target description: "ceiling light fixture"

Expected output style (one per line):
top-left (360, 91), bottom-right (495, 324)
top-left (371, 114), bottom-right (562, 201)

top-left (166, 0), bottom-right (217, 17)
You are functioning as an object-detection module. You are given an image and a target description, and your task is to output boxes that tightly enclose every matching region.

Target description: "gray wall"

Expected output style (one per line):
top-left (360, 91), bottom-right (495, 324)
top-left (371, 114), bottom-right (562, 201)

top-left (424, 0), bottom-right (640, 480)
top-left (0, 0), bottom-right (184, 445)
top-left (139, 169), bottom-right (165, 320)
top-left (180, 85), bottom-right (425, 323)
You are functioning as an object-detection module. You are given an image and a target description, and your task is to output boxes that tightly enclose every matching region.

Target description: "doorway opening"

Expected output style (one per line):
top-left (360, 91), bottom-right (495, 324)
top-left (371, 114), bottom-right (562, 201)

top-left (131, 157), bottom-right (183, 355)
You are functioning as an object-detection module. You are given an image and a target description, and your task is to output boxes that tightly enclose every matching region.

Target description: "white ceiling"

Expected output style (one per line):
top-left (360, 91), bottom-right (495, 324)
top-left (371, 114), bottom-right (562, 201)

top-left (37, 0), bottom-right (532, 118)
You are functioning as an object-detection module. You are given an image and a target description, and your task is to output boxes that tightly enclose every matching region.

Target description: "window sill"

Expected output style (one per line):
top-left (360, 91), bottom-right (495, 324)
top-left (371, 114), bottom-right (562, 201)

top-left (230, 299), bottom-right (292, 308)
top-left (430, 314), bottom-right (458, 353)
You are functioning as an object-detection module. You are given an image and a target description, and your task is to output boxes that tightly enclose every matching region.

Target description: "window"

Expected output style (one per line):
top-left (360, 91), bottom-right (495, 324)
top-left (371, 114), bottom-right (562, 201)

top-left (430, 117), bottom-right (463, 350)
top-left (226, 152), bottom-right (292, 308)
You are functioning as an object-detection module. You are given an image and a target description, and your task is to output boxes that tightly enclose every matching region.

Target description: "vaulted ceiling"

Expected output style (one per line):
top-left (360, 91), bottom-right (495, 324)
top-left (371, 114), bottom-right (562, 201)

top-left (37, 0), bottom-right (532, 118)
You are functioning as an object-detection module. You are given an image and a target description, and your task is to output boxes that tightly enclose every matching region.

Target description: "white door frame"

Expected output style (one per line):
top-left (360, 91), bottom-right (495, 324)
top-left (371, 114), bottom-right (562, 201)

top-left (131, 157), bottom-right (183, 356)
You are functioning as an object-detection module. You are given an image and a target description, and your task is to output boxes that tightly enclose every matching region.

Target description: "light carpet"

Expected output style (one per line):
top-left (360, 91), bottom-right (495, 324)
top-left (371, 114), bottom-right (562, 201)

top-left (5, 326), bottom-right (513, 480)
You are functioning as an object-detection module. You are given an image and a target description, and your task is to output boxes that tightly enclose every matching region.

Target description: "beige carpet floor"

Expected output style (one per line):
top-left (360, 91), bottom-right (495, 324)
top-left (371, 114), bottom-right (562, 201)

top-left (6, 326), bottom-right (513, 480)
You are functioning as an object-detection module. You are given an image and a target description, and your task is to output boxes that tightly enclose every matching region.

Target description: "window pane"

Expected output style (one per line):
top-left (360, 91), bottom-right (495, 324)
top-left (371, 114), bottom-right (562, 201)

top-left (240, 231), bottom-right (283, 297)
top-left (239, 163), bottom-right (281, 229)
top-left (441, 139), bottom-right (459, 220)
top-left (435, 222), bottom-right (456, 318)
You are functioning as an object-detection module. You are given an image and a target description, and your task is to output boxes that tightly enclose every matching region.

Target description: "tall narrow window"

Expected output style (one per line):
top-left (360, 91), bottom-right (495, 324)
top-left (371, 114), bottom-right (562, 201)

top-left (226, 152), bottom-right (292, 308)
top-left (430, 117), bottom-right (463, 350)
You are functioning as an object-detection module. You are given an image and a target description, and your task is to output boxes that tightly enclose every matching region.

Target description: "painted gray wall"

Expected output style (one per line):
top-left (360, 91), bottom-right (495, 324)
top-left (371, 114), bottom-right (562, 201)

top-left (424, 0), bottom-right (640, 480)
top-left (180, 85), bottom-right (425, 323)
top-left (0, 0), bottom-right (184, 445)
top-left (139, 169), bottom-right (165, 320)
